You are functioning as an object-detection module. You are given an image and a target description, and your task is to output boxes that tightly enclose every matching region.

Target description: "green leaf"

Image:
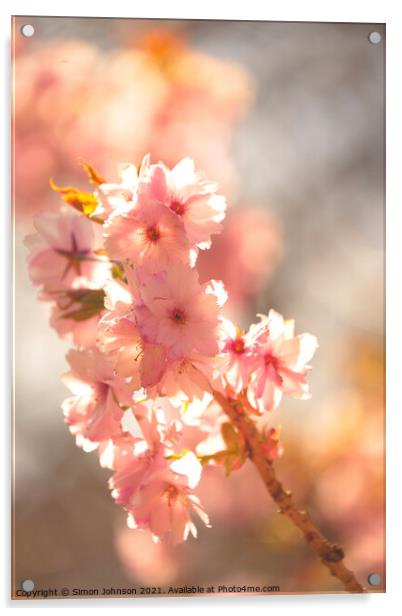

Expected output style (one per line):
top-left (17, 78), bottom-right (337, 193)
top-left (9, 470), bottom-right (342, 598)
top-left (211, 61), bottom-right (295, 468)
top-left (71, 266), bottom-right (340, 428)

top-left (59, 288), bottom-right (105, 322)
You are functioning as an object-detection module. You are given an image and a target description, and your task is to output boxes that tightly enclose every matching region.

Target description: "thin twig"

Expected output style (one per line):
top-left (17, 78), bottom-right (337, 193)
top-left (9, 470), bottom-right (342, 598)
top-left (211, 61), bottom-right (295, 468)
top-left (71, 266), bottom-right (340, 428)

top-left (212, 388), bottom-right (365, 593)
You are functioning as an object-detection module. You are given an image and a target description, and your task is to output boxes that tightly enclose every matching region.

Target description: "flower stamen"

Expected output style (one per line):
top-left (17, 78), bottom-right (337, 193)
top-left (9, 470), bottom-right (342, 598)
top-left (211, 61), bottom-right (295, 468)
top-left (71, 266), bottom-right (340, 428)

top-left (170, 308), bottom-right (186, 325)
top-left (231, 338), bottom-right (245, 354)
top-left (170, 199), bottom-right (186, 216)
top-left (145, 225), bottom-right (161, 242)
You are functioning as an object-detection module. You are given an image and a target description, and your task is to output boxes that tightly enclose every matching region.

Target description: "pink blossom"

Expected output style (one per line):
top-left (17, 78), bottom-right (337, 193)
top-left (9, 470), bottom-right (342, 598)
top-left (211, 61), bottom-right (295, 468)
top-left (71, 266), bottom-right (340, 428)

top-left (98, 431), bottom-right (142, 471)
top-left (247, 310), bottom-right (318, 412)
top-left (99, 401), bottom-right (179, 472)
top-left (124, 403), bottom-right (182, 454)
top-left (217, 317), bottom-right (259, 393)
top-left (94, 156), bottom-right (151, 220)
top-left (99, 273), bottom-right (217, 394)
top-left (104, 196), bottom-right (190, 270)
top-left (109, 406), bottom-right (209, 543)
top-left (62, 347), bottom-right (133, 451)
top-left (94, 163), bottom-right (138, 220)
top-left (125, 470), bottom-right (210, 544)
top-left (25, 207), bottom-right (108, 292)
top-left (136, 263), bottom-right (223, 360)
top-left (98, 283), bottom-right (167, 389)
top-left (25, 208), bottom-right (111, 347)
top-left (98, 306), bottom-right (142, 379)
top-left (156, 353), bottom-right (214, 404)
top-left (139, 158), bottom-right (226, 250)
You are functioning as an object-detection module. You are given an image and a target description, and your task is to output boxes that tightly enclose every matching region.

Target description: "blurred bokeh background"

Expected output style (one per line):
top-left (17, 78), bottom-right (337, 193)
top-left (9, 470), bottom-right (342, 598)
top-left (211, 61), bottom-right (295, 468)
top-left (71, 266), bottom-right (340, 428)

top-left (13, 17), bottom-right (385, 595)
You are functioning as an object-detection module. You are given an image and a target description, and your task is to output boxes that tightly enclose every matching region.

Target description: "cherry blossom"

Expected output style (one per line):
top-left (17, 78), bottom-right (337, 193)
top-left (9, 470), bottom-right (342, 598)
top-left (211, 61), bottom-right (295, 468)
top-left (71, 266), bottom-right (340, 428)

top-left (156, 353), bottom-right (215, 404)
top-left (25, 206), bottom-right (108, 292)
top-left (104, 191), bottom-right (190, 270)
top-left (247, 310), bottom-right (318, 412)
top-left (93, 163), bottom-right (139, 220)
top-left (109, 405), bottom-right (209, 543)
top-left (135, 263), bottom-right (223, 360)
top-left (25, 207), bottom-right (111, 347)
top-left (97, 279), bottom-right (166, 389)
top-left (217, 317), bottom-right (259, 393)
top-left (138, 158), bottom-right (227, 250)
top-left (62, 347), bottom-right (133, 451)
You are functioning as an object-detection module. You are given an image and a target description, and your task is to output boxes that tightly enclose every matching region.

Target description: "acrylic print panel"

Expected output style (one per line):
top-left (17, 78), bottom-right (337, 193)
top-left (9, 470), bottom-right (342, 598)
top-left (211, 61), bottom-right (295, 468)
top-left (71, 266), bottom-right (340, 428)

top-left (12, 16), bottom-right (385, 599)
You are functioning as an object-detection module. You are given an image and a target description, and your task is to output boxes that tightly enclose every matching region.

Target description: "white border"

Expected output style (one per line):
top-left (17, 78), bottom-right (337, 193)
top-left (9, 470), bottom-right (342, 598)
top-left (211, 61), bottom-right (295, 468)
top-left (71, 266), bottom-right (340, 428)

top-left (2, 1), bottom-right (401, 613)
top-left (0, 0), bottom-right (394, 22)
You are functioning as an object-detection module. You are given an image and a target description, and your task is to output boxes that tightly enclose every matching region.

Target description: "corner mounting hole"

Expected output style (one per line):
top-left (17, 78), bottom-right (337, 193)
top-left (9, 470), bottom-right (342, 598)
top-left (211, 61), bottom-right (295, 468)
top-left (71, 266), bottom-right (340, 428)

top-left (367, 572), bottom-right (381, 586)
top-left (21, 24), bottom-right (35, 38)
top-left (368, 31), bottom-right (382, 44)
top-left (21, 579), bottom-right (35, 591)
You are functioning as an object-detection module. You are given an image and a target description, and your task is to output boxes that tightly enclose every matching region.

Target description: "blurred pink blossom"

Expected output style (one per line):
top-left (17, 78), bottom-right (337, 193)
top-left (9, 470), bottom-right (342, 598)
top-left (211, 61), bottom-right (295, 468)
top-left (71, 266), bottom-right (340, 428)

top-left (14, 32), bottom-right (253, 219)
top-left (197, 207), bottom-right (283, 314)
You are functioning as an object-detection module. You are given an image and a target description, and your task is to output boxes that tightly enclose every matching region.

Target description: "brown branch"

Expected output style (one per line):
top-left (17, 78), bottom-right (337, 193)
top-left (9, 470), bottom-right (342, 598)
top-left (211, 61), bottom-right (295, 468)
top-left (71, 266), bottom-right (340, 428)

top-left (212, 388), bottom-right (365, 593)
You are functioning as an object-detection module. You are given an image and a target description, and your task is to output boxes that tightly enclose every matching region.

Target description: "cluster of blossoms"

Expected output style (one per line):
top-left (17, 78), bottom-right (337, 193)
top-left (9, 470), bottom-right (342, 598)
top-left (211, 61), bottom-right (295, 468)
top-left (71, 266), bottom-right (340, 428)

top-left (15, 28), bottom-right (281, 313)
top-left (25, 156), bottom-right (317, 543)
